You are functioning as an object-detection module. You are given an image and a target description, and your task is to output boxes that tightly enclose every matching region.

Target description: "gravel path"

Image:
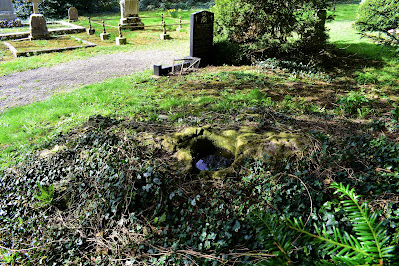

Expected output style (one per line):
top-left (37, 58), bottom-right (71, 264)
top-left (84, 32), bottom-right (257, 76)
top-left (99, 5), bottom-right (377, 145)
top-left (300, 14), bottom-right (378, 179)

top-left (0, 49), bottom-right (182, 112)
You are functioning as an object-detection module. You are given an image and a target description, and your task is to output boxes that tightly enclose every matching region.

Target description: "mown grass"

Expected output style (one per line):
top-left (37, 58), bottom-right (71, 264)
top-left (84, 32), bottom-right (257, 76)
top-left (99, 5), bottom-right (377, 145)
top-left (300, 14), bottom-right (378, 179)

top-left (327, 3), bottom-right (399, 87)
top-left (1, 3), bottom-right (398, 161)
top-left (1, 3), bottom-right (399, 166)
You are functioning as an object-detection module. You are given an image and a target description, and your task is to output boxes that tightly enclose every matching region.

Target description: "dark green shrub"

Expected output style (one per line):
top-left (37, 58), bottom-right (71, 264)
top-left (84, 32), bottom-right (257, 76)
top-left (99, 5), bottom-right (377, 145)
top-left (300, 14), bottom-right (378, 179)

top-left (13, 0), bottom-right (119, 19)
top-left (139, 0), bottom-right (214, 11)
top-left (211, 0), bottom-right (330, 63)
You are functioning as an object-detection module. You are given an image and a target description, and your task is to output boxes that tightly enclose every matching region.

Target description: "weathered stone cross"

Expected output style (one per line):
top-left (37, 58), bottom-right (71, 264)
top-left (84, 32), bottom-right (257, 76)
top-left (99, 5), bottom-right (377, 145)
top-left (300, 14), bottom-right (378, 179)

top-left (28, 0), bottom-right (42, 14)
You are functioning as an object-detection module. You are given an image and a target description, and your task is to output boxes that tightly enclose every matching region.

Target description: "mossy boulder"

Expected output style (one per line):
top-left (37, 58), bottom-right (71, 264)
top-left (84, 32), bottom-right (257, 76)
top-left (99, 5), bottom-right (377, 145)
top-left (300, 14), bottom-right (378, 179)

top-left (162, 126), bottom-right (307, 178)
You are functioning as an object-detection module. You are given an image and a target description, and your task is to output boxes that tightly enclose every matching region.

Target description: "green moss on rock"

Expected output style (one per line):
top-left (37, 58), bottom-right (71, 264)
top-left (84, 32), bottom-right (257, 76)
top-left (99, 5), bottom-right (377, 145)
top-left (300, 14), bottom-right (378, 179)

top-left (162, 126), bottom-right (307, 178)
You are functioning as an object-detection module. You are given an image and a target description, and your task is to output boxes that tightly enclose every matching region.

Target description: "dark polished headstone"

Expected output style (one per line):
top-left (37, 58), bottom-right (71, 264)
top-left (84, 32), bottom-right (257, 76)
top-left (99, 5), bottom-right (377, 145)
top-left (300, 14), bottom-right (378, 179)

top-left (190, 11), bottom-right (214, 67)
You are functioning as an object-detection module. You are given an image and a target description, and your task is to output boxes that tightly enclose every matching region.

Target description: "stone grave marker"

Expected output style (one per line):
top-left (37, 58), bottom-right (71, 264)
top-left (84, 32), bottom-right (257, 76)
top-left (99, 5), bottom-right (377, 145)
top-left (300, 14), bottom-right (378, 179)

top-left (68, 7), bottom-right (78, 22)
top-left (160, 21), bottom-right (171, 40)
top-left (100, 21), bottom-right (110, 40)
top-left (116, 24), bottom-right (127, 45)
top-left (190, 10), bottom-right (214, 67)
top-left (0, 0), bottom-right (17, 21)
top-left (119, 0), bottom-right (144, 30)
top-left (28, 0), bottom-right (41, 14)
top-left (28, 0), bottom-right (49, 39)
top-left (86, 17), bottom-right (95, 35)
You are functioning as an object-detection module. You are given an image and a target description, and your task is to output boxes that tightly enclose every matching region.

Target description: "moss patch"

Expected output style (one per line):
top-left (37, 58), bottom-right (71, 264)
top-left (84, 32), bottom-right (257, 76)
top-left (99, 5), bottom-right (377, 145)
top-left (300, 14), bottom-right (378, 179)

top-left (162, 126), bottom-right (307, 178)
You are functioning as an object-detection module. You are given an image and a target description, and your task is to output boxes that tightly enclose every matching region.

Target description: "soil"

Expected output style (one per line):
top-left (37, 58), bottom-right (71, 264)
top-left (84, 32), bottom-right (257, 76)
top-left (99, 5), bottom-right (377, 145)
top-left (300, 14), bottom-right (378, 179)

top-left (0, 48), bottom-right (182, 112)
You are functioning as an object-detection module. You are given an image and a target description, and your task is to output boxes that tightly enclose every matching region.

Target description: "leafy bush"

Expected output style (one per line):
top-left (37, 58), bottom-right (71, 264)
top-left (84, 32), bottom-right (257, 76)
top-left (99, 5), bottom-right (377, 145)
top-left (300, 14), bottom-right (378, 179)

top-left (253, 182), bottom-right (396, 265)
top-left (337, 90), bottom-right (373, 117)
top-left (356, 0), bottom-right (399, 32)
top-left (211, 0), bottom-right (330, 63)
top-left (356, 0), bottom-right (399, 47)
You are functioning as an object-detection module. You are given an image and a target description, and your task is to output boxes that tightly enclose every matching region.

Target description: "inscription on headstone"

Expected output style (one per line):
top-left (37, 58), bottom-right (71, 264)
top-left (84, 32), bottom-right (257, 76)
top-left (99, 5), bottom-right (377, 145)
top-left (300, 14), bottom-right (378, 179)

top-left (68, 7), bottom-right (78, 22)
top-left (190, 11), bottom-right (214, 67)
top-left (0, 0), bottom-right (17, 21)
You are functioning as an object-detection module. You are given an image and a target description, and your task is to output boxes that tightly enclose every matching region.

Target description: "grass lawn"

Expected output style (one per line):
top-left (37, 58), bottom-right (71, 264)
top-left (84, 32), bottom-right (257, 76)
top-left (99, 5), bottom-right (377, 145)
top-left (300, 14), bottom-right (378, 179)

top-left (1, 3), bottom-right (399, 265)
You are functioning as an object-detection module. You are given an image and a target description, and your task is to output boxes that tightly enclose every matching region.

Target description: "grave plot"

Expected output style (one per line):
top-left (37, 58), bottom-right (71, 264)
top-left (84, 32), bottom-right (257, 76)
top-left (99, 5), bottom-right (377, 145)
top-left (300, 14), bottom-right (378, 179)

top-left (0, 21), bottom-right (85, 40)
top-left (3, 35), bottom-right (96, 57)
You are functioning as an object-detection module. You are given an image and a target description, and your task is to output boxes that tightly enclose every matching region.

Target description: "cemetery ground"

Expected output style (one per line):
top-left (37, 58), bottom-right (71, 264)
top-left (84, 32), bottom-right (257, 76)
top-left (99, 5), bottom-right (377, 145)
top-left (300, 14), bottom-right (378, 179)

top-left (0, 10), bottom-right (192, 76)
top-left (1, 4), bottom-right (399, 264)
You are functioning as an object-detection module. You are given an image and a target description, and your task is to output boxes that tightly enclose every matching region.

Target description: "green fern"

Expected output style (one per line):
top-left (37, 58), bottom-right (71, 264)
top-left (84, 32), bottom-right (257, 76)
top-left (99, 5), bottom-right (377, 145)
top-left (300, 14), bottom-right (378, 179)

top-left (288, 182), bottom-right (396, 265)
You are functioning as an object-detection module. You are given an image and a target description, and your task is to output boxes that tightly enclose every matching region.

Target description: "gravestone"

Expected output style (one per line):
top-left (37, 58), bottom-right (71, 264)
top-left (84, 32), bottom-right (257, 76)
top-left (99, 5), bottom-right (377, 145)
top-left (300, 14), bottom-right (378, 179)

top-left (190, 11), bottom-right (214, 67)
top-left (28, 0), bottom-right (41, 14)
top-left (28, 0), bottom-right (49, 39)
top-left (68, 7), bottom-right (78, 22)
top-left (119, 0), bottom-right (144, 30)
top-left (0, 0), bottom-right (17, 21)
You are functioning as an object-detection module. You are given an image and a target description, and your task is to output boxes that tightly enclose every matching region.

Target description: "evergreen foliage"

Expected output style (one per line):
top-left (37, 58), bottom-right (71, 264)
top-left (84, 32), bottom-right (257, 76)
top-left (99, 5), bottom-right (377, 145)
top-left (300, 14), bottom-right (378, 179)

top-left (253, 183), bottom-right (397, 265)
top-left (211, 0), bottom-right (330, 63)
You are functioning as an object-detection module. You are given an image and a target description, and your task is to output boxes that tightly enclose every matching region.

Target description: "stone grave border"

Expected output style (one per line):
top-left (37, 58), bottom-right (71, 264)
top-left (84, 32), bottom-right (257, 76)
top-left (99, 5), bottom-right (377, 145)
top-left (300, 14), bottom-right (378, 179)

top-left (3, 35), bottom-right (96, 57)
top-left (0, 21), bottom-right (85, 41)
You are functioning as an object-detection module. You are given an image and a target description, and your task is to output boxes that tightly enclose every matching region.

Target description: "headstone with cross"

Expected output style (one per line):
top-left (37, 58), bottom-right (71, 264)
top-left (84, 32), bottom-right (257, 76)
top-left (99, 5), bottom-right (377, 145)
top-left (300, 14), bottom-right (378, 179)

top-left (119, 0), bottom-right (144, 30)
top-left (28, 0), bottom-right (49, 39)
